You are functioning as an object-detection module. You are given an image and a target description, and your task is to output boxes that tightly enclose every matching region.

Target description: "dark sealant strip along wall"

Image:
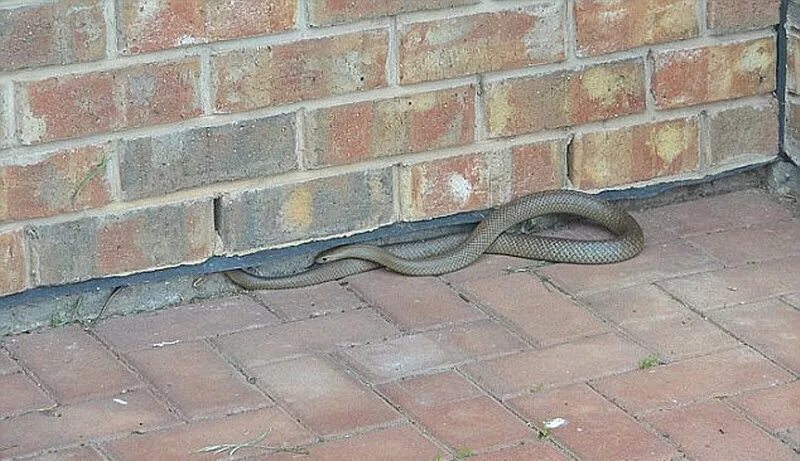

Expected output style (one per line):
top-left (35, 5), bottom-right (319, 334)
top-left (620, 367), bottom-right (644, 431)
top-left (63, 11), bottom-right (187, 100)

top-left (778, 0), bottom-right (790, 159)
top-left (0, 159), bottom-right (776, 310)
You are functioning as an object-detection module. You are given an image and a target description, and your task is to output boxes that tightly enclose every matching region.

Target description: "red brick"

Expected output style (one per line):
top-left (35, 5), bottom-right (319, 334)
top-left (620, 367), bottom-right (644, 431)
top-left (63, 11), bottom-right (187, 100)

top-left (657, 256), bottom-right (800, 311)
top-left (463, 333), bottom-right (648, 397)
top-left (441, 254), bottom-right (541, 285)
top-left (784, 293), bottom-right (800, 308)
top-left (309, 0), bottom-right (478, 26)
top-left (119, 0), bottom-right (297, 54)
top-left (538, 239), bottom-right (719, 296)
top-left (593, 348), bottom-right (792, 415)
top-left (214, 309), bottom-right (399, 369)
top-left (250, 355), bottom-right (400, 435)
top-left (347, 270), bottom-right (483, 331)
top-left (485, 60), bottom-right (646, 138)
top-left (707, 0), bottom-right (780, 33)
top-left (218, 168), bottom-right (393, 253)
top-left (0, 348), bottom-right (18, 374)
top-left (651, 38), bottom-right (776, 109)
top-left (304, 87), bottom-right (475, 168)
top-left (711, 299), bottom-right (800, 371)
top-left (399, 152), bottom-right (495, 220)
top-left (254, 281), bottom-right (366, 321)
top-left (103, 406), bottom-right (311, 460)
top-left (509, 384), bottom-right (677, 461)
top-left (646, 401), bottom-right (796, 460)
top-left (0, 1), bottom-right (106, 72)
top-left (27, 199), bottom-right (216, 286)
top-left (732, 381), bottom-right (800, 438)
top-left (400, 6), bottom-right (565, 84)
top-left (685, 219), bottom-right (800, 267)
top-left (94, 295), bottom-right (279, 352)
top-left (213, 30), bottom-right (388, 113)
top-left (18, 59), bottom-right (202, 145)
top-left (0, 143), bottom-right (112, 223)
top-left (127, 341), bottom-right (266, 419)
top-left (706, 102), bottom-right (780, 167)
top-left (0, 389), bottom-right (174, 459)
top-left (4, 326), bottom-right (141, 403)
top-left (789, 33), bottom-right (800, 94)
top-left (381, 371), bottom-right (530, 450)
top-left (27, 447), bottom-right (105, 461)
top-left (0, 229), bottom-right (26, 296)
top-left (471, 444), bottom-right (568, 461)
top-left (266, 426), bottom-right (440, 461)
top-left (509, 139), bottom-right (566, 199)
top-left (628, 210), bottom-right (680, 244)
top-left (0, 372), bottom-right (52, 417)
top-left (575, 0), bottom-right (698, 56)
top-left (581, 284), bottom-right (687, 324)
top-left (458, 272), bottom-right (607, 346)
top-left (639, 189), bottom-right (795, 236)
top-left (570, 118), bottom-right (700, 189)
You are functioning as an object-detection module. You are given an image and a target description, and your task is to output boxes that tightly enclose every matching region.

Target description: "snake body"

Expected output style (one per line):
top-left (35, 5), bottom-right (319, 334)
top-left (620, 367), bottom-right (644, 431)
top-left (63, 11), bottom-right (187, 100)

top-left (225, 190), bottom-right (645, 290)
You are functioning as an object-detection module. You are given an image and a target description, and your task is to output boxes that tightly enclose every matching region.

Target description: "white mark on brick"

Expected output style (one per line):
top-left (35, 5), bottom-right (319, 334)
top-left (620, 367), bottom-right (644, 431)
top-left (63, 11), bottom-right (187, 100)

top-left (448, 173), bottom-right (472, 204)
top-left (113, 398), bottom-right (128, 405)
top-left (523, 3), bottom-right (565, 60)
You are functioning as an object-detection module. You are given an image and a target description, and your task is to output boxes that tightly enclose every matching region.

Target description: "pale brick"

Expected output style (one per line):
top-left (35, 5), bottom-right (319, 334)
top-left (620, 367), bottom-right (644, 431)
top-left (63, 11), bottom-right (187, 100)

top-left (707, 0), bottom-right (780, 33)
top-left (706, 102), bottom-right (779, 167)
top-left (399, 6), bottom-right (565, 84)
top-left (0, 229), bottom-right (26, 296)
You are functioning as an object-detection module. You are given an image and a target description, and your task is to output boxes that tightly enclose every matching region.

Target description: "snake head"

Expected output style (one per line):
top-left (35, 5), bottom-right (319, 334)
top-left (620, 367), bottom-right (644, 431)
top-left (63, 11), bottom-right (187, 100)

top-left (315, 248), bottom-right (343, 264)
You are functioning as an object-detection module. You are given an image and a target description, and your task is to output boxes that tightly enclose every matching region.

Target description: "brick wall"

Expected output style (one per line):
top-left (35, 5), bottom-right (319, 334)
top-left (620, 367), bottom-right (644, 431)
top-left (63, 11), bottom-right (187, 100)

top-left (0, 0), bottom-right (781, 297)
top-left (787, 0), bottom-right (800, 163)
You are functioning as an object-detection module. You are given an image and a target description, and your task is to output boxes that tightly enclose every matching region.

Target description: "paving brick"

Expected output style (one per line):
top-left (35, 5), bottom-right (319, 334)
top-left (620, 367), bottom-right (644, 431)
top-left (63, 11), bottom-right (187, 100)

top-left (309, 0), bottom-right (478, 26)
top-left (581, 284), bottom-right (686, 324)
top-left (0, 389), bottom-right (174, 459)
top-left (458, 272), bottom-right (607, 346)
top-left (381, 371), bottom-right (531, 450)
top-left (27, 199), bottom-right (216, 286)
top-left (711, 299), bottom-right (800, 371)
top-left (485, 59), bottom-right (645, 138)
top-left (707, 0), bottom-right (780, 33)
top-left (127, 340), bottom-right (266, 419)
top-left (95, 295), bottom-right (279, 352)
top-left (471, 443), bottom-right (568, 461)
top-left (628, 210), bottom-right (680, 244)
top-left (575, 0), bottom-right (698, 56)
top-left (593, 348), bottom-right (792, 415)
top-left (399, 5), bottom-right (564, 84)
top-left (119, 114), bottom-right (296, 200)
top-left (0, 0), bottom-right (106, 72)
top-left (646, 401), bottom-right (796, 461)
top-left (509, 384), bottom-right (677, 461)
top-left (347, 270), bottom-right (483, 331)
top-left (17, 59), bottom-right (202, 145)
top-left (119, 0), bottom-right (296, 54)
top-left (569, 118), bottom-right (699, 189)
top-left (638, 190), bottom-right (795, 236)
top-left (266, 426), bottom-right (440, 461)
top-left (0, 143), bottom-right (112, 223)
top-left (27, 447), bottom-right (106, 461)
top-left (442, 254), bottom-right (541, 285)
top-left (622, 312), bottom-right (738, 361)
top-left (0, 228), bottom-right (26, 296)
top-left (509, 139), bottom-right (567, 199)
top-left (0, 348), bottom-right (18, 374)
top-left (651, 38), bottom-right (776, 109)
top-left (657, 256), bottom-right (800, 311)
top-left (4, 326), bottom-right (141, 403)
top-left (255, 281), bottom-right (366, 321)
top-left (784, 293), bottom-right (800, 308)
top-left (463, 333), bottom-right (648, 397)
top-left (539, 239), bottom-right (719, 296)
top-left (103, 406), bottom-right (311, 461)
top-left (731, 381), bottom-right (800, 442)
top-left (213, 30), bottom-right (388, 113)
top-left (685, 219), bottom-right (800, 267)
top-left (218, 168), bottom-right (393, 253)
top-left (304, 87), bottom-right (475, 168)
top-left (398, 152), bottom-right (496, 220)
top-left (0, 371), bottom-right (53, 417)
top-left (251, 355), bottom-right (400, 435)
top-left (214, 309), bottom-right (399, 369)
top-left (706, 102), bottom-right (780, 167)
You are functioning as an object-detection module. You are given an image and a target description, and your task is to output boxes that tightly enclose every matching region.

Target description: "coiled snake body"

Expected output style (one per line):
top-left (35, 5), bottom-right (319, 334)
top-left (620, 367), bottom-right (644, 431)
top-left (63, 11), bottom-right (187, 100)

top-left (225, 190), bottom-right (645, 290)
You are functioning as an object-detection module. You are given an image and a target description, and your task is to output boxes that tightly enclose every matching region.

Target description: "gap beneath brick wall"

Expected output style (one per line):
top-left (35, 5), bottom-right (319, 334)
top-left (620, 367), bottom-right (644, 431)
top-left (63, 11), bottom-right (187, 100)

top-left (0, 159), bottom-right (777, 313)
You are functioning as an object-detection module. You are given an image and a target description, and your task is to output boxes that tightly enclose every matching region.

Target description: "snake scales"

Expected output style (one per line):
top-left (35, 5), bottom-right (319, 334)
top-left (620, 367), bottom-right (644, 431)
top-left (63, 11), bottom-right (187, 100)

top-left (225, 190), bottom-right (645, 290)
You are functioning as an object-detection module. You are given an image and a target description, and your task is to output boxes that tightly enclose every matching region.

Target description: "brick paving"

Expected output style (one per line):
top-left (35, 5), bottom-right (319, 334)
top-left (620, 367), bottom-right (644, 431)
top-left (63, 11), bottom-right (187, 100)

top-left (0, 189), bottom-right (798, 461)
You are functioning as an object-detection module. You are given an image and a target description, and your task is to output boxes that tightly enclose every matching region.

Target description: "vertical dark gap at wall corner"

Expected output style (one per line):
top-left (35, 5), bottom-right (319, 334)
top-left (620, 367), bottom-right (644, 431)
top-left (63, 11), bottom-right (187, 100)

top-left (212, 196), bottom-right (223, 238)
top-left (777, 0), bottom-right (790, 158)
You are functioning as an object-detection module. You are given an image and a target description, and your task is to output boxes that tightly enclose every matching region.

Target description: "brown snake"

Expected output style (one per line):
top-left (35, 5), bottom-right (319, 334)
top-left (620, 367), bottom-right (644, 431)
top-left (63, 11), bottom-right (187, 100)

top-left (225, 190), bottom-right (645, 290)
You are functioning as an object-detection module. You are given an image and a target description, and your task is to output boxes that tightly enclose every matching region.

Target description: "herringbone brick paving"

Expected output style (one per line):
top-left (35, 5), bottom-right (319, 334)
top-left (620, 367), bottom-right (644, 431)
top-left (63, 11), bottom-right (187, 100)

top-left (0, 189), bottom-right (798, 460)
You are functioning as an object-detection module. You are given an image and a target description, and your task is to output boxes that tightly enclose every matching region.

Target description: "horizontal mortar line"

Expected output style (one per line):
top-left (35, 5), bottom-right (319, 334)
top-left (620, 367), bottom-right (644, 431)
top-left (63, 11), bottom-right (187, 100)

top-left (394, 0), bottom-right (559, 25)
top-left (0, 94), bottom-right (777, 231)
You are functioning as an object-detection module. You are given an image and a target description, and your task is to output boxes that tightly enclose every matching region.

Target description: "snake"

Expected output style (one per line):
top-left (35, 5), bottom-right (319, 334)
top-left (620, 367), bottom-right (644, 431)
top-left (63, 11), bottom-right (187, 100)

top-left (225, 190), bottom-right (645, 290)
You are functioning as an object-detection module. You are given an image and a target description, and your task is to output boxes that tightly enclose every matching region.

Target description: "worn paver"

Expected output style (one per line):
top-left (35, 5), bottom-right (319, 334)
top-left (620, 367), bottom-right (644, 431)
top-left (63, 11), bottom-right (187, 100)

top-left (1, 188), bottom-right (799, 459)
